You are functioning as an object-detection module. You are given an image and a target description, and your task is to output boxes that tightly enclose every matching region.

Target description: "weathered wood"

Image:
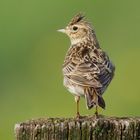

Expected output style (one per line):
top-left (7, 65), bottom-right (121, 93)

top-left (14, 116), bottom-right (140, 140)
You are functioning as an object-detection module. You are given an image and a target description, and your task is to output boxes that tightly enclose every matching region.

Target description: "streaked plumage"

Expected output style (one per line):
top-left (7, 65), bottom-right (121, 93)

top-left (58, 13), bottom-right (115, 117)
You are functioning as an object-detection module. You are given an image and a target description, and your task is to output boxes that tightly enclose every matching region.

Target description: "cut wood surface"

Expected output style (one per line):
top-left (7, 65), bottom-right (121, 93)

top-left (15, 115), bottom-right (140, 140)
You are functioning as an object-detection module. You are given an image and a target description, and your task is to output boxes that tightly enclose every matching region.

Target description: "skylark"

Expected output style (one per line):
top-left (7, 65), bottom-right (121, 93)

top-left (58, 13), bottom-right (115, 118)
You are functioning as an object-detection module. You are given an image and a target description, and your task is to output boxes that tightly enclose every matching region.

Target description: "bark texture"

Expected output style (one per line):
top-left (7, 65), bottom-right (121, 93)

top-left (15, 116), bottom-right (140, 140)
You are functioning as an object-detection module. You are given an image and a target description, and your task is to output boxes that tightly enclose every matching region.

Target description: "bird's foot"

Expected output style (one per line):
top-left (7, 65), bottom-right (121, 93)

top-left (76, 112), bottom-right (81, 119)
top-left (94, 111), bottom-right (99, 119)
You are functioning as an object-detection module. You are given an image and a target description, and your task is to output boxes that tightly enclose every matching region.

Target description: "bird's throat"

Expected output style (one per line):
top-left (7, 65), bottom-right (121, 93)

top-left (70, 36), bottom-right (94, 46)
top-left (70, 39), bottom-right (80, 45)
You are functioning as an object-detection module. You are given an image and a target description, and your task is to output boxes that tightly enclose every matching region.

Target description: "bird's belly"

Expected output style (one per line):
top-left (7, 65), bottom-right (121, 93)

top-left (67, 85), bottom-right (84, 96)
top-left (63, 77), bottom-right (84, 96)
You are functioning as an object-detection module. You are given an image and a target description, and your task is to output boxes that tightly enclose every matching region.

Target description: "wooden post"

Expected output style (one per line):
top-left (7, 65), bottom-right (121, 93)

top-left (14, 116), bottom-right (140, 140)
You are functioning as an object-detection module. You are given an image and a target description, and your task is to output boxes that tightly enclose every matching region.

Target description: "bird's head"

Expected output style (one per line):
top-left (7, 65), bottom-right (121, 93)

top-left (58, 13), bottom-right (93, 45)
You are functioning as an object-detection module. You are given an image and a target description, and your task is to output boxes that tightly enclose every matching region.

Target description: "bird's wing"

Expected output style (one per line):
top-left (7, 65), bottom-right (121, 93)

top-left (64, 61), bottom-right (102, 87)
top-left (63, 46), bottom-right (115, 88)
top-left (96, 54), bottom-right (115, 94)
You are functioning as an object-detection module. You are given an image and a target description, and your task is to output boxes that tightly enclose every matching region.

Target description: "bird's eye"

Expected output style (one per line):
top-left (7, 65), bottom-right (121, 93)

top-left (73, 26), bottom-right (78, 31)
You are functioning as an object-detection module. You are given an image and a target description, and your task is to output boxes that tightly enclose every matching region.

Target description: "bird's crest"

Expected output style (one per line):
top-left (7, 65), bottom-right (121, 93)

top-left (68, 13), bottom-right (85, 25)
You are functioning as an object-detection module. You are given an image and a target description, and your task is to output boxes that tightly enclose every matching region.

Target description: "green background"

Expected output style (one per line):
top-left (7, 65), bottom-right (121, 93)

top-left (0, 0), bottom-right (140, 139)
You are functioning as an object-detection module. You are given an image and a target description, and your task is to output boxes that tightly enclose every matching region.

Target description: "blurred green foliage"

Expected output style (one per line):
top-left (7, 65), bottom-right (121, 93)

top-left (0, 0), bottom-right (140, 139)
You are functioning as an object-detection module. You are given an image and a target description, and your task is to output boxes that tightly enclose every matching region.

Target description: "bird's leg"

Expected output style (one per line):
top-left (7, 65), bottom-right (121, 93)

top-left (74, 96), bottom-right (80, 118)
top-left (94, 90), bottom-right (99, 118)
top-left (95, 105), bottom-right (98, 117)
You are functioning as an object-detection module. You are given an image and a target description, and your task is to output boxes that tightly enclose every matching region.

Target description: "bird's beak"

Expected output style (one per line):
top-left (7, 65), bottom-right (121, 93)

top-left (57, 29), bottom-right (66, 33)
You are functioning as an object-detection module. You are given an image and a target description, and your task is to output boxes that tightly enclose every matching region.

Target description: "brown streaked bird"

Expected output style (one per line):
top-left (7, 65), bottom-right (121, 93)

top-left (58, 13), bottom-right (115, 118)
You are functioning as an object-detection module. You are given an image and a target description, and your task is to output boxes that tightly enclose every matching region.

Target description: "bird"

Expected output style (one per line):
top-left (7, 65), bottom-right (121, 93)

top-left (58, 13), bottom-right (115, 118)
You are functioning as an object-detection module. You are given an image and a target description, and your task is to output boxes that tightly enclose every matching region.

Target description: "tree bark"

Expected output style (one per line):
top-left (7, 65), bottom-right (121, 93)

top-left (14, 116), bottom-right (140, 140)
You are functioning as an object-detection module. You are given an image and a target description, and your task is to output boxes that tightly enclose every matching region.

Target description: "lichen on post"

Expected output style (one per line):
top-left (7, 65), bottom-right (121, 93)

top-left (14, 116), bottom-right (140, 140)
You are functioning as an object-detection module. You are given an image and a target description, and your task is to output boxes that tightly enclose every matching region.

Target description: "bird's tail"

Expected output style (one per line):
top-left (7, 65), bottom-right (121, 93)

top-left (97, 95), bottom-right (106, 109)
top-left (85, 90), bottom-right (105, 109)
